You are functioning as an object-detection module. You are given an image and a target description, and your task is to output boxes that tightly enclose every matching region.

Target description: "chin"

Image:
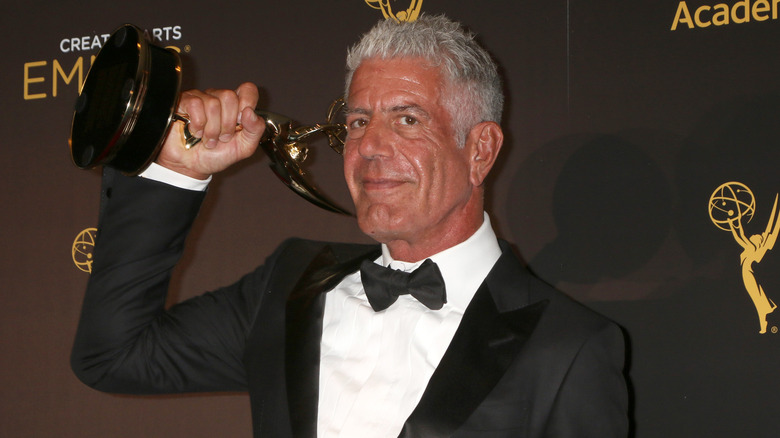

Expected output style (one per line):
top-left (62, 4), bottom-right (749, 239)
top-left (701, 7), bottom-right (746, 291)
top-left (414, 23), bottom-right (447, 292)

top-left (356, 208), bottom-right (407, 243)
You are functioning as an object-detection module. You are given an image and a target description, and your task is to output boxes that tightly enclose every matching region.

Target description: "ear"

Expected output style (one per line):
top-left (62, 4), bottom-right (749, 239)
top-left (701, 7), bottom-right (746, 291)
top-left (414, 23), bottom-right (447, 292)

top-left (466, 121), bottom-right (503, 186)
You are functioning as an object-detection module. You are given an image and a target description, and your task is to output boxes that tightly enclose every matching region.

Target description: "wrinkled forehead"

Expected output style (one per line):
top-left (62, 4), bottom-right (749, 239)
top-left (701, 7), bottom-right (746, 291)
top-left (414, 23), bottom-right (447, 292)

top-left (347, 56), bottom-right (453, 102)
top-left (347, 58), bottom-right (454, 114)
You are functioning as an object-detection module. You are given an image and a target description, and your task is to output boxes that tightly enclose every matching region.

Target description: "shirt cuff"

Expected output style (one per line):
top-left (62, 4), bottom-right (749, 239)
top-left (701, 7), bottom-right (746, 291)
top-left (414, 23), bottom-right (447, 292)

top-left (138, 162), bottom-right (211, 191)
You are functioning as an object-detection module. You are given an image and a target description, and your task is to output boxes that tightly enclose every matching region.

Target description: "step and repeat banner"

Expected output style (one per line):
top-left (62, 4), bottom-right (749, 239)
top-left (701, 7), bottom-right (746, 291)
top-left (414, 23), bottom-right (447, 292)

top-left (3, 0), bottom-right (780, 436)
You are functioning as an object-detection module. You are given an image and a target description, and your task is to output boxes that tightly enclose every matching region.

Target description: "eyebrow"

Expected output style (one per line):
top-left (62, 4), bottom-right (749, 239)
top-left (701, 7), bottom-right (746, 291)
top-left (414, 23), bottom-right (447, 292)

top-left (345, 107), bottom-right (370, 117)
top-left (345, 104), bottom-right (430, 118)
top-left (390, 104), bottom-right (429, 118)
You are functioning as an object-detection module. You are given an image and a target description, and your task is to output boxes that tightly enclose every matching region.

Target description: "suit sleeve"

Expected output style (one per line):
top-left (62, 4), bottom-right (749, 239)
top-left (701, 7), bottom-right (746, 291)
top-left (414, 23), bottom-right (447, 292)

top-left (70, 168), bottom-right (274, 394)
top-left (544, 321), bottom-right (629, 438)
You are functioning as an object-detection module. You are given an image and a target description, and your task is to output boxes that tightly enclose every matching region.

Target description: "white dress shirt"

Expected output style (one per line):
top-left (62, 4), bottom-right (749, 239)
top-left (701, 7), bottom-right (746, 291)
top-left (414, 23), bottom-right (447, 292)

top-left (318, 214), bottom-right (502, 437)
top-left (140, 163), bottom-right (503, 437)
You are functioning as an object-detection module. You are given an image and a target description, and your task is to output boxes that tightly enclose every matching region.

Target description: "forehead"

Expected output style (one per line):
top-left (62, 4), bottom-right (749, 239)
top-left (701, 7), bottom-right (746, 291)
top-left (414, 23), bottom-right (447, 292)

top-left (347, 57), bottom-right (447, 108)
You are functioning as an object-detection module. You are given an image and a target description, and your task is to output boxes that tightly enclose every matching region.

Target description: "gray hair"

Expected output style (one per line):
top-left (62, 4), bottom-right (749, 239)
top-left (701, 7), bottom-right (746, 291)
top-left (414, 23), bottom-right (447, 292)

top-left (345, 14), bottom-right (504, 146)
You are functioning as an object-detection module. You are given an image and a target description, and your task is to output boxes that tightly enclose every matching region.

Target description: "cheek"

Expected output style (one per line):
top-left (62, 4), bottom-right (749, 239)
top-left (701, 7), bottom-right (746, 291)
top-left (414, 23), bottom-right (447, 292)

top-left (342, 149), bottom-right (359, 189)
top-left (429, 153), bottom-right (471, 201)
top-left (418, 147), bottom-right (451, 178)
top-left (342, 152), bottom-right (375, 215)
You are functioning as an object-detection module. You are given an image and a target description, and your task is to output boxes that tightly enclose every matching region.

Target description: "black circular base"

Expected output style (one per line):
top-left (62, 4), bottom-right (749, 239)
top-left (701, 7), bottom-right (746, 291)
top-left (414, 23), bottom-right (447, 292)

top-left (69, 24), bottom-right (182, 175)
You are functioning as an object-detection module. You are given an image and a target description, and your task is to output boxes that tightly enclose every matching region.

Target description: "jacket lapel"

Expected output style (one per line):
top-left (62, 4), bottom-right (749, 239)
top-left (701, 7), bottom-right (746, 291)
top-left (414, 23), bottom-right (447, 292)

top-left (285, 244), bottom-right (381, 438)
top-left (282, 240), bottom-right (542, 438)
top-left (400, 244), bottom-right (548, 438)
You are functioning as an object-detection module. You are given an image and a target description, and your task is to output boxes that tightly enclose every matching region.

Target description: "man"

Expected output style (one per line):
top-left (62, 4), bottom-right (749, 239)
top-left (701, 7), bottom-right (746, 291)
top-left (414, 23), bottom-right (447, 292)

top-left (72, 15), bottom-right (628, 437)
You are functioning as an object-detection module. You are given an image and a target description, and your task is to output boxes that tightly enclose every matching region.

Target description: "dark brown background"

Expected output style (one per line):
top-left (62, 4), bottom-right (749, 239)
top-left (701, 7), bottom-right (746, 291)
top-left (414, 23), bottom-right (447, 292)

top-left (4, 0), bottom-right (780, 436)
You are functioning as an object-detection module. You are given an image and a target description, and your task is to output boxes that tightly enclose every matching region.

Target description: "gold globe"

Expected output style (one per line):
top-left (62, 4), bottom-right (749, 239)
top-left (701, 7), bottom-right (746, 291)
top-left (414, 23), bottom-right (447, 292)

top-left (72, 228), bottom-right (97, 273)
top-left (709, 182), bottom-right (755, 231)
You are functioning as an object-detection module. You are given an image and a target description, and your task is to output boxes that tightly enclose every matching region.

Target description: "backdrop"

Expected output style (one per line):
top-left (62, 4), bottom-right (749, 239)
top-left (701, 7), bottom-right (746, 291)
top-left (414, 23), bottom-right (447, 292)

top-left (4, 0), bottom-right (780, 436)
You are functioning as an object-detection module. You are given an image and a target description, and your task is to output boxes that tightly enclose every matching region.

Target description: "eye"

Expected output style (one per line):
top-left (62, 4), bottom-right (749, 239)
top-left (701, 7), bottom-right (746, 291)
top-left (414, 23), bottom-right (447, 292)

top-left (347, 118), bottom-right (367, 130)
top-left (399, 115), bottom-right (418, 126)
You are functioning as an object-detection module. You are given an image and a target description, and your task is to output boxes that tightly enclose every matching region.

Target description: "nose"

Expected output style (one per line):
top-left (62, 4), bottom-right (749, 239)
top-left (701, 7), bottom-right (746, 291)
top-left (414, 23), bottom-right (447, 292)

top-left (356, 119), bottom-right (394, 160)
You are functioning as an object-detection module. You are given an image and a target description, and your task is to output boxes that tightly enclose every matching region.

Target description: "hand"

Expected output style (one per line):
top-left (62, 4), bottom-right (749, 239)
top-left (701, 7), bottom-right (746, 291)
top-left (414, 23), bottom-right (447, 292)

top-left (156, 82), bottom-right (266, 180)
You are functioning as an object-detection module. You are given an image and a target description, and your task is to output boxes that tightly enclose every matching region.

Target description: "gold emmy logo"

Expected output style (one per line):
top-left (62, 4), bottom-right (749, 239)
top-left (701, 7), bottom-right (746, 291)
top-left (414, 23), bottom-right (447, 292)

top-left (709, 182), bottom-right (780, 334)
top-left (72, 228), bottom-right (97, 273)
top-left (364, 0), bottom-right (423, 22)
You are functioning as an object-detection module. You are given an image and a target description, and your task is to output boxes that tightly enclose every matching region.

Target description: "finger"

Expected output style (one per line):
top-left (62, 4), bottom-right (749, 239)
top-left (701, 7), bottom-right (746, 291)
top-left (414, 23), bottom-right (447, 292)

top-left (235, 82), bottom-right (260, 125)
top-left (202, 90), bottom-right (230, 149)
top-left (205, 88), bottom-right (240, 144)
top-left (178, 90), bottom-right (207, 139)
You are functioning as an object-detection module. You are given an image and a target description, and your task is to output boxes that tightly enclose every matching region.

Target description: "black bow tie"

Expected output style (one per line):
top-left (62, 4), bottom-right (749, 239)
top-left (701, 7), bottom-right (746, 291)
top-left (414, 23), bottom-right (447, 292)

top-left (360, 258), bottom-right (447, 312)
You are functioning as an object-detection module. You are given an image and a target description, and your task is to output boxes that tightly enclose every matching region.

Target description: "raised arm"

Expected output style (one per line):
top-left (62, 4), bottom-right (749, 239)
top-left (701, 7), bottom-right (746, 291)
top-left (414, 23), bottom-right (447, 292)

top-left (71, 84), bottom-right (271, 394)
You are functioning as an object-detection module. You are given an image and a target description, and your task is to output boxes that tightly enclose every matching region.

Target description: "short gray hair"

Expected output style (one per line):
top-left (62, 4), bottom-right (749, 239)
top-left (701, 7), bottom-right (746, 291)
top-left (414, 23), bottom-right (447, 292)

top-left (345, 14), bottom-right (504, 145)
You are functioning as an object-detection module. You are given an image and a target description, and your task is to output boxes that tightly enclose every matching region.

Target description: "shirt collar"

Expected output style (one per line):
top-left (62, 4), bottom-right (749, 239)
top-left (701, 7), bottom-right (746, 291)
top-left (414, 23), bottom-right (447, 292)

top-left (379, 212), bottom-right (502, 310)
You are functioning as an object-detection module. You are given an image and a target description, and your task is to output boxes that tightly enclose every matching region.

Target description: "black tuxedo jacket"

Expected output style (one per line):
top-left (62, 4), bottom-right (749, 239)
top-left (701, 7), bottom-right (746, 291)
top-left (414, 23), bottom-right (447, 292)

top-left (72, 169), bottom-right (628, 437)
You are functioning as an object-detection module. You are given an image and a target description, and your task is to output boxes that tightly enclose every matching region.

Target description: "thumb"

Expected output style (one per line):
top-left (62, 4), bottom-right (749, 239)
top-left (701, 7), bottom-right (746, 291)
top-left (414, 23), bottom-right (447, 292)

top-left (236, 107), bottom-right (266, 153)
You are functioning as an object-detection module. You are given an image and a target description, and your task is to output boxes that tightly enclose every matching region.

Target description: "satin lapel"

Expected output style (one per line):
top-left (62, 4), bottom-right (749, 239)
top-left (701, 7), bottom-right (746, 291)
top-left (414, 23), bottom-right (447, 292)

top-left (285, 245), bottom-right (381, 438)
top-left (400, 283), bottom-right (548, 438)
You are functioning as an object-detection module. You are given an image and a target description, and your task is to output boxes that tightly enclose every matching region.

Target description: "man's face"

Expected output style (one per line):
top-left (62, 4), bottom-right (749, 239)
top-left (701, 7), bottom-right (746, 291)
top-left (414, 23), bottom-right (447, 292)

top-left (343, 57), bottom-right (478, 255)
